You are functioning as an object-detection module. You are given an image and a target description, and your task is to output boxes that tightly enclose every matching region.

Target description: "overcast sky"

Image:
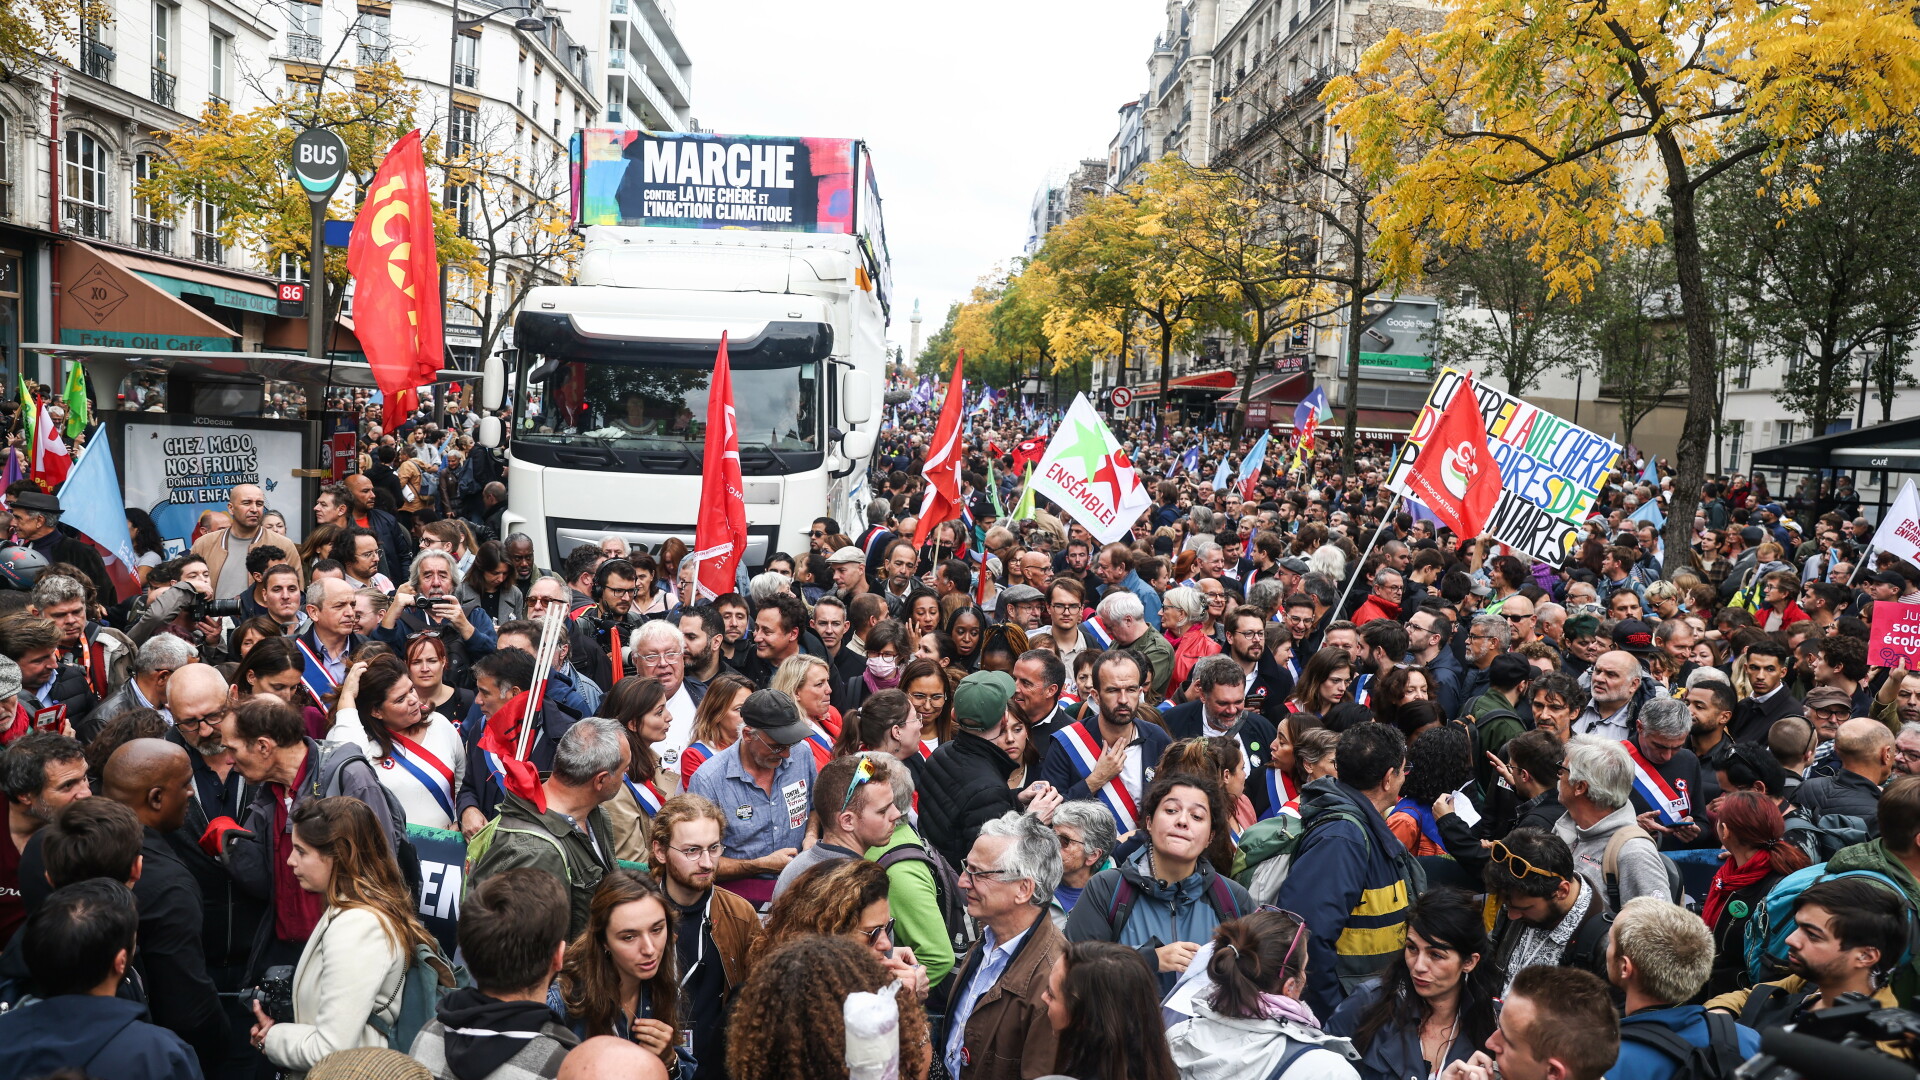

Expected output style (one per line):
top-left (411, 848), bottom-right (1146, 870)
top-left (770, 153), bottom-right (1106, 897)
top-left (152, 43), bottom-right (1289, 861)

top-left (673, 1), bottom-right (1167, 357)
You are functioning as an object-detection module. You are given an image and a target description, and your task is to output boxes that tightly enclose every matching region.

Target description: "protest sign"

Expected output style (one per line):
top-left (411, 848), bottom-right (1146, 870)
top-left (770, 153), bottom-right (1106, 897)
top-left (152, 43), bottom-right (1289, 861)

top-left (120, 417), bottom-right (306, 554)
top-left (1029, 394), bottom-right (1154, 545)
top-left (1388, 367), bottom-right (1622, 564)
top-left (406, 824), bottom-right (468, 955)
top-left (1870, 599), bottom-right (1920, 669)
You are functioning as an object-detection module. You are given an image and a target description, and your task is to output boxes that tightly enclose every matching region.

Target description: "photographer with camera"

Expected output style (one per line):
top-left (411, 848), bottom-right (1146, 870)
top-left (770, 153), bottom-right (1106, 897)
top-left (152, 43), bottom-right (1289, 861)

top-left (374, 550), bottom-right (496, 691)
top-left (1706, 876), bottom-right (1908, 1031)
top-left (190, 484), bottom-right (302, 604)
top-left (128, 554), bottom-right (230, 659)
top-left (243, 796), bottom-right (437, 1078)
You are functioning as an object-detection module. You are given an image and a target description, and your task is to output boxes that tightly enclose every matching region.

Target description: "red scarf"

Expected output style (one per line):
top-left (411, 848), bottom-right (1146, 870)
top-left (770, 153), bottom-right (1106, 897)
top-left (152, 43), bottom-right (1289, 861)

top-left (1703, 848), bottom-right (1774, 929)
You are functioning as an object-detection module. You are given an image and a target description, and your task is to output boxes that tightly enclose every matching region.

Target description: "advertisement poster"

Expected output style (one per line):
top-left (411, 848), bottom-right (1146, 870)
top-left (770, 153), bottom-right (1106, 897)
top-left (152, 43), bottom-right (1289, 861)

top-left (573, 130), bottom-right (858, 233)
top-left (1355, 296), bottom-right (1440, 372)
top-left (1388, 367), bottom-right (1622, 564)
top-left (1871, 600), bottom-right (1920, 668)
top-left (121, 418), bottom-right (306, 553)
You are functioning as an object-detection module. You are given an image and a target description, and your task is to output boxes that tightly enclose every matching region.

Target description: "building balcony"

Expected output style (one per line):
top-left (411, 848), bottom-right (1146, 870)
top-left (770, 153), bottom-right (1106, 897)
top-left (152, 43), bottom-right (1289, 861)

top-left (193, 234), bottom-right (226, 265)
top-left (287, 33), bottom-right (321, 59)
top-left (358, 43), bottom-right (392, 65)
top-left (608, 48), bottom-right (626, 70)
top-left (81, 40), bottom-right (114, 81)
top-left (453, 63), bottom-right (478, 88)
top-left (134, 220), bottom-right (173, 253)
top-left (150, 68), bottom-right (177, 108)
top-left (64, 204), bottom-right (111, 239)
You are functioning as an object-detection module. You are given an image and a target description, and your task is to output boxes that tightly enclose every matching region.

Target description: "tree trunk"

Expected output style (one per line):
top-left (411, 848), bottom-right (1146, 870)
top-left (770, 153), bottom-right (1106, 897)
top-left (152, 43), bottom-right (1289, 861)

top-left (1658, 140), bottom-right (1720, 583)
top-left (1159, 319), bottom-right (1174, 413)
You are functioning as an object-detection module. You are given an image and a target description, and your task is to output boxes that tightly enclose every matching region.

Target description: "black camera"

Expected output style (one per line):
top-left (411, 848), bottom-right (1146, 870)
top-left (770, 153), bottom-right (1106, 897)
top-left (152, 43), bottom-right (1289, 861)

top-left (1737, 994), bottom-right (1920, 1080)
top-left (190, 595), bottom-right (247, 621)
top-left (234, 965), bottom-right (296, 1023)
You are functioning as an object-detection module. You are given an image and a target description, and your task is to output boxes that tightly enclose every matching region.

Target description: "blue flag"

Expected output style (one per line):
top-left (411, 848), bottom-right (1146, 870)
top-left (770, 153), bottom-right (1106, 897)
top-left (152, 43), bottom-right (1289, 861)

top-left (1180, 445), bottom-right (1200, 476)
top-left (1293, 387), bottom-right (1331, 430)
top-left (1211, 455), bottom-right (1232, 491)
top-left (1238, 431), bottom-right (1272, 485)
top-left (1640, 454), bottom-right (1659, 484)
top-left (1627, 499), bottom-right (1665, 528)
top-left (56, 438), bottom-right (140, 601)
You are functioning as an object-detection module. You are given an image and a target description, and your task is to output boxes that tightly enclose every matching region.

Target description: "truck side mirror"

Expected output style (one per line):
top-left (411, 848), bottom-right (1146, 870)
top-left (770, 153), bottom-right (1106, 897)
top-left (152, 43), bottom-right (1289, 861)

top-left (477, 414), bottom-right (502, 449)
top-left (482, 355), bottom-right (505, 412)
top-left (839, 428), bottom-right (875, 461)
top-left (840, 369), bottom-right (873, 426)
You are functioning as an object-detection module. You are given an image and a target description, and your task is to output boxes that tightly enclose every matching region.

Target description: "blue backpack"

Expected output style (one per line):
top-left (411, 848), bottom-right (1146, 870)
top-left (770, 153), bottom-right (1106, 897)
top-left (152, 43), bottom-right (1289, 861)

top-left (370, 942), bottom-right (468, 1053)
top-left (1744, 863), bottom-right (1919, 983)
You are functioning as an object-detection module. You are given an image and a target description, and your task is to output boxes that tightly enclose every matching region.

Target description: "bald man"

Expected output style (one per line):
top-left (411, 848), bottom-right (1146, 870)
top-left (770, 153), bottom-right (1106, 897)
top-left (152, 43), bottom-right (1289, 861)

top-left (165, 665), bottom-right (249, 819)
top-left (556, 1035), bottom-right (670, 1080)
top-left (191, 482), bottom-right (302, 601)
top-left (102, 737), bottom-right (232, 1074)
top-left (1795, 718), bottom-right (1893, 822)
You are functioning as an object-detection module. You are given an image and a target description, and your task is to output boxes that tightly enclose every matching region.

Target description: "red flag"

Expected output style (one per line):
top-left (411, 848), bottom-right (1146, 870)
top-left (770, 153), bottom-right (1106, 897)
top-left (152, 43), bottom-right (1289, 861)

top-left (1404, 374), bottom-right (1503, 538)
top-left (346, 130), bottom-right (443, 432)
top-left (1010, 436), bottom-right (1047, 473)
top-left (912, 352), bottom-right (967, 549)
top-left (692, 333), bottom-right (747, 601)
top-left (475, 691), bottom-right (546, 813)
top-left (30, 399), bottom-right (69, 492)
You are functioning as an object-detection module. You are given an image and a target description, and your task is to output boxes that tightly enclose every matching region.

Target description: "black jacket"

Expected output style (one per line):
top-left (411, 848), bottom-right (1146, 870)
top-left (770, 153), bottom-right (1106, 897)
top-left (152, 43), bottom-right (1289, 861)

top-left (919, 732), bottom-right (1021, 869)
top-left (33, 662), bottom-right (100, 721)
top-left (1729, 689), bottom-right (1803, 744)
top-left (25, 528), bottom-right (113, 602)
top-left (77, 677), bottom-right (150, 745)
top-left (1160, 701), bottom-right (1281, 814)
top-left (131, 825), bottom-right (231, 1075)
top-left (164, 727), bottom-right (265, 981)
top-left (1793, 767), bottom-right (1884, 824)
top-left (360, 506), bottom-right (414, 582)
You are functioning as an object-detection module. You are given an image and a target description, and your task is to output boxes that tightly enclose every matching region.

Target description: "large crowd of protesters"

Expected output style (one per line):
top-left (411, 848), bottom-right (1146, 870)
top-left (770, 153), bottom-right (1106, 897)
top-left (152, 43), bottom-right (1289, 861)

top-left (0, 388), bottom-right (1915, 1080)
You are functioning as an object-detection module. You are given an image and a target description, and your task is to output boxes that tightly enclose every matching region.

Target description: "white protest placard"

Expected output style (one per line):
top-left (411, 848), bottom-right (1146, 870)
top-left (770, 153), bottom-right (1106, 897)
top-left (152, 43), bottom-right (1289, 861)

top-left (1870, 480), bottom-right (1920, 569)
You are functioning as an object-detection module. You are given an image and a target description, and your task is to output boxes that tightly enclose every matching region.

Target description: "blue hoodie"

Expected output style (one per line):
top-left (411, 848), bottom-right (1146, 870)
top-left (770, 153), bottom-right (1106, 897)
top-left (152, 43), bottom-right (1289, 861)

top-left (1065, 848), bottom-right (1254, 992)
top-left (0, 994), bottom-right (203, 1080)
top-left (1608, 1004), bottom-right (1760, 1080)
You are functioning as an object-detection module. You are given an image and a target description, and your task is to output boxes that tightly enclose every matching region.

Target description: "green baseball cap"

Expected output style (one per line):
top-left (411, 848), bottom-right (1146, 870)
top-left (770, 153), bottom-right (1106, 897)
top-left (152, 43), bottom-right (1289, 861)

top-left (1565, 613), bottom-right (1601, 640)
top-left (952, 670), bottom-right (1016, 733)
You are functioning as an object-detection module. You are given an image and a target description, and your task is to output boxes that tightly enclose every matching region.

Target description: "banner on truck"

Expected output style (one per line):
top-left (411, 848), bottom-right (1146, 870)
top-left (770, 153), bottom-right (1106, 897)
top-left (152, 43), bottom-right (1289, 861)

top-left (572, 130), bottom-right (858, 233)
top-left (1387, 367), bottom-right (1621, 565)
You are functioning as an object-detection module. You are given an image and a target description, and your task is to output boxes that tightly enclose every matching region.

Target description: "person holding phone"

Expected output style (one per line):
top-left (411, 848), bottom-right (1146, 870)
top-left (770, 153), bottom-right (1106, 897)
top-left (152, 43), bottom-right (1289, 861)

top-left (373, 549), bottom-right (497, 688)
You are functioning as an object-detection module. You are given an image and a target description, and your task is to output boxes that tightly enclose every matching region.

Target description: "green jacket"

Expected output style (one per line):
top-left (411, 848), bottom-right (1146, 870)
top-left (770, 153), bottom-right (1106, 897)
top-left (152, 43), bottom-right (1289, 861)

top-left (1465, 687), bottom-right (1525, 756)
top-left (467, 789), bottom-right (617, 940)
top-left (1823, 838), bottom-right (1920, 1002)
top-left (867, 821), bottom-right (957, 987)
top-left (1128, 628), bottom-right (1176, 702)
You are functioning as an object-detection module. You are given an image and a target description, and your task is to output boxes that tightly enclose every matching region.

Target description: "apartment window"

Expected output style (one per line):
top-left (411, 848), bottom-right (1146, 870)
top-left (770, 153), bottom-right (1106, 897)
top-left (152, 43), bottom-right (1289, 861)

top-left (449, 104), bottom-right (477, 158)
top-left (1776, 420), bottom-right (1795, 447)
top-left (82, 16), bottom-right (114, 81)
top-left (287, 1), bottom-right (322, 59)
top-left (133, 153), bottom-right (172, 252)
top-left (209, 32), bottom-right (228, 103)
top-left (64, 131), bottom-right (111, 238)
top-left (447, 184), bottom-right (473, 237)
top-left (192, 196), bottom-right (225, 264)
top-left (0, 115), bottom-right (11, 217)
top-left (278, 252), bottom-right (304, 281)
top-left (357, 12), bottom-right (392, 65)
top-left (453, 33), bottom-right (479, 88)
top-left (1728, 421), bottom-right (1746, 470)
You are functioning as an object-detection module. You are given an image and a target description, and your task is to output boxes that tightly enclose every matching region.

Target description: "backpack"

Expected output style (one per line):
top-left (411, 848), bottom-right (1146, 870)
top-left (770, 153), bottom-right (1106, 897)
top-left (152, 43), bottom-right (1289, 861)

top-left (1295, 803), bottom-right (1431, 904)
top-left (1235, 813), bottom-right (1304, 905)
top-left (1106, 871), bottom-right (1248, 942)
top-left (1781, 813), bottom-right (1873, 863)
top-left (369, 941), bottom-right (468, 1052)
top-left (311, 741), bottom-right (423, 899)
top-left (1618, 1011), bottom-right (1745, 1080)
top-left (1601, 824), bottom-right (1686, 911)
top-left (1743, 863), bottom-right (1920, 984)
top-left (876, 841), bottom-right (975, 957)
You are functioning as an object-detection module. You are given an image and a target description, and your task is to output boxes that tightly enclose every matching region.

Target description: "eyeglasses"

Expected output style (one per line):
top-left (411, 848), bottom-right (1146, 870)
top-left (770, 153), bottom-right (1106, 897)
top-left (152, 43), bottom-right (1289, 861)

top-left (1489, 840), bottom-right (1561, 879)
top-left (602, 585), bottom-right (638, 597)
top-left (175, 709), bottom-right (227, 730)
top-left (860, 919), bottom-right (896, 946)
top-left (1503, 613), bottom-right (1534, 623)
top-left (810, 530), bottom-right (826, 538)
top-left (960, 860), bottom-right (1019, 882)
top-left (1050, 602), bottom-right (1081, 613)
top-left (670, 842), bottom-right (725, 862)
top-left (637, 651), bottom-right (683, 665)
top-left (841, 757), bottom-right (876, 812)
top-left (907, 691), bottom-right (947, 707)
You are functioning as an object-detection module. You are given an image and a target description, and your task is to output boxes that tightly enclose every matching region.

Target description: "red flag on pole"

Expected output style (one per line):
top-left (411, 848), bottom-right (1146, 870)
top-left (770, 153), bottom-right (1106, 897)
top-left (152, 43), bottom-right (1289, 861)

top-left (29, 398), bottom-right (69, 493)
top-left (1404, 374), bottom-right (1503, 538)
top-left (912, 351), bottom-right (967, 549)
top-left (475, 692), bottom-right (546, 812)
top-left (692, 332), bottom-right (747, 601)
top-left (346, 130), bottom-right (444, 432)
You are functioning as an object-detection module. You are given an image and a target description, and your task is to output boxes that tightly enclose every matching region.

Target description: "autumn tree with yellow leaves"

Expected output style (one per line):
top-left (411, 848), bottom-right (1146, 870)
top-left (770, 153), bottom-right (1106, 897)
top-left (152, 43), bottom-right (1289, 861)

top-left (1332, 0), bottom-right (1920, 575)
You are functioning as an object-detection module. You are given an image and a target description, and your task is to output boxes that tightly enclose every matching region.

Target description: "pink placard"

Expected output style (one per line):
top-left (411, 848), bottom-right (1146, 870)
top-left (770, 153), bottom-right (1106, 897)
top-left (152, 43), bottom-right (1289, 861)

top-left (1869, 599), bottom-right (1920, 668)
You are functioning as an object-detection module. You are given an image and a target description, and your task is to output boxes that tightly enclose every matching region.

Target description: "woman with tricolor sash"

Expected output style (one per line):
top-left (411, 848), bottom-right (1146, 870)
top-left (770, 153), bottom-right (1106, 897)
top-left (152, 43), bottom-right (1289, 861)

top-left (678, 673), bottom-right (752, 790)
top-left (771, 654), bottom-right (844, 770)
top-left (604, 675), bottom-right (674, 863)
top-left (325, 656), bottom-right (465, 830)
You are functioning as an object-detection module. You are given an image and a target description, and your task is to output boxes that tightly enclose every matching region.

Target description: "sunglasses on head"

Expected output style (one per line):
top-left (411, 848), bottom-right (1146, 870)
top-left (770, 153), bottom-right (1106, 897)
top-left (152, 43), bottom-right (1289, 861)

top-left (1488, 839), bottom-right (1561, 879)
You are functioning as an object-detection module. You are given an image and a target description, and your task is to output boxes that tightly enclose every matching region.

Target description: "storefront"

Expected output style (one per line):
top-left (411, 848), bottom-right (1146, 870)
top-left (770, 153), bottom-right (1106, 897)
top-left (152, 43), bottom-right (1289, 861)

top-left (1129, 369), bottom-right (1241, 425)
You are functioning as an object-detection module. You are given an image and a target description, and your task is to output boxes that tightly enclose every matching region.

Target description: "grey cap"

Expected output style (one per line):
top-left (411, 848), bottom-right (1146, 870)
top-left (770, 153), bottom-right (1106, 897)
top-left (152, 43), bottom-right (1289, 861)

top-left (738, 688), bottom-right (812, 745)
top-left (1000, 584), bottom-right (1045, 604)
top-left (826, 546), bottom-right (866, 566)
top-left (1279, 557), bottom-right (1311, 574)
top-left (0, 655), bottom-right (20, 699)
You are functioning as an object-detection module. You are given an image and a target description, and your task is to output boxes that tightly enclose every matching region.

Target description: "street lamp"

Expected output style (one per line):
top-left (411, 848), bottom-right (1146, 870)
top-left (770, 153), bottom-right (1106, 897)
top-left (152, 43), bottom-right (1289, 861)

top-left (447, 2), bottom-right (548, 165)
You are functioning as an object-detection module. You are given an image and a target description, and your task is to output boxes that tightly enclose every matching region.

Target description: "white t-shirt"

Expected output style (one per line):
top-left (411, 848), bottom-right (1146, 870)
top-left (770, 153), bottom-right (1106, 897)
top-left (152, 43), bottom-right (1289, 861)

top-left (655, 683), bottom-right (698, 789)
top-left (326, 709), bottom-right (466, 830)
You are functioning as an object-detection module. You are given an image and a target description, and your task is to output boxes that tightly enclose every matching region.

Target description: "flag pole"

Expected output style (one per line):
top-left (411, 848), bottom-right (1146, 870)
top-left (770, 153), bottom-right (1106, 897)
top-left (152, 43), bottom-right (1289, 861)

top-left (1333, 492), bottom-right (1403, 620)
top-left (1846, 548), bottom-right (1869, 586)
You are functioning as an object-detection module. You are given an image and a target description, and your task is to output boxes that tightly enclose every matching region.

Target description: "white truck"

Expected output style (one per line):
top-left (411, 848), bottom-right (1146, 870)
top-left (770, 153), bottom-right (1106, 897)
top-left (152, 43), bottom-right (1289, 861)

top-left (476, 132), bottom-right (891, 573)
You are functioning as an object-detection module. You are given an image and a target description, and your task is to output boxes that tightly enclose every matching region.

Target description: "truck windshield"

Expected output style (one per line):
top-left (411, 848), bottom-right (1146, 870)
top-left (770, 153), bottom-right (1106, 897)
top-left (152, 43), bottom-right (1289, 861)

top-left (514, 356), bottom-right (820, 454)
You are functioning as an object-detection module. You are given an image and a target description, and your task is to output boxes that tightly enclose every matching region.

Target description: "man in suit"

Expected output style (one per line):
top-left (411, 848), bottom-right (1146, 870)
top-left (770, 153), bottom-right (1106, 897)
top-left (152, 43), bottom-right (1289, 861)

top-left (1162, 654), bottom-right (1280, 815)
top-left (1729, 640), bottom-right (1802, 744)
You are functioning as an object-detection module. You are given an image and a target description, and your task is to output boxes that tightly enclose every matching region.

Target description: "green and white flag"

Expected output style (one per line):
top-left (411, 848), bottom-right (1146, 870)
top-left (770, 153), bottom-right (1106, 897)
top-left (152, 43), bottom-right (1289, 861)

top-left (1029, 393), bottom-right (1153, 545)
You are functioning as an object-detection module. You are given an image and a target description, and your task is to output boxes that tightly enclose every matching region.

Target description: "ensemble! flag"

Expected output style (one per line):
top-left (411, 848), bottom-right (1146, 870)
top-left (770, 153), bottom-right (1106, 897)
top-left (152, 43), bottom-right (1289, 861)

top-left (1870, 480), bottom-right (1920, 568)
top-left (56, 438), bottom-right (141, 601)
top-left (913, 353), bottom-right (968, 548)
top-left (692, 332), bottom-right (747, 602)
top-left (16, 376), bottom-right (33, 448)
top-left (1027, 393), bottom-right (1153, 545)
top-left (61, 364), bottom-right (89, 439)
top-left (29, 398), bottom-right (69, 493)
top-left (1402, 373), bottom-right (1502, 538)
top-left (347, 129), bottom-right (444, 432)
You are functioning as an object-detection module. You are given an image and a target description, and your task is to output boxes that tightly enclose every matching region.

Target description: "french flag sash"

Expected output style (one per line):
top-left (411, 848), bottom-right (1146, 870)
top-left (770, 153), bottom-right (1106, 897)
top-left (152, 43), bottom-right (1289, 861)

top-left (1053, 721), bottom-right (1138, 832)
top-left (806, 731), bottom-right (835, 770)
top-left (388, 731), bottom-right (457, 823)
top-left (1622, 739), bottom-right (1691, 827)
top-left (1081, 616), bottom-right (1115, 652)
top-left (1260, 768), bottom-right (1299, 821)
top-left (681, 741), bottom-right (715, 781)
top-left (918, 737), bottom-right (939, 759)
top-left (859, 526), bottom-right (891, 558)
top-left (1352, 673), bottom-right (1372, 707)
top-left (624, 776), bottom-right (665, 817)
top-left (294, 637), bottom-right (341, 702)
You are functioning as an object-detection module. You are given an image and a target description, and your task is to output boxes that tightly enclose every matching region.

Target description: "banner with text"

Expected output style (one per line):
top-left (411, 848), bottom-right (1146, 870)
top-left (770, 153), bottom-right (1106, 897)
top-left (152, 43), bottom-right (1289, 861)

top-left (1029, 394), bottom-right (1155, 545)
top-left (1388, 367), bottom-right (1621, 565)
top-left (1871, 599), bottom-right (1920, 669)
top-left (122, 418), bottom-right (305, 555)
top-left (573, 130), bottom-right (858, 233)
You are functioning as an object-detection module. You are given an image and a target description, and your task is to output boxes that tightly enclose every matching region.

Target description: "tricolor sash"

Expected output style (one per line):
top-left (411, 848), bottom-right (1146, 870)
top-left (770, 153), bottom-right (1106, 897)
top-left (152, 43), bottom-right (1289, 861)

top-left (388, 731), bottom-right (457, 823)
top-left (918, 738), bottom-right (938, 760)
top-left (1622, 739), bottom-right (1691, 827)
top-left (1053, 721), bottom-right (1138, 832)
top-left (859, 526), bottom-right (891, 558)
top-left (1260, 768), bottom-right (1299, 821)
top-left (293, 637), bottom-right (342, 702)
top-left (682, 741), bottom-right (715, 782)
top-left (806, 731), bottom-right (835, 769)
top-left (1352, 673), bottom-right (1372, 707)
top-left (1081, 616), bottom-right (1115, 651)
top-left (624, 776), bottom-right (665, 817)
